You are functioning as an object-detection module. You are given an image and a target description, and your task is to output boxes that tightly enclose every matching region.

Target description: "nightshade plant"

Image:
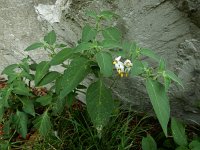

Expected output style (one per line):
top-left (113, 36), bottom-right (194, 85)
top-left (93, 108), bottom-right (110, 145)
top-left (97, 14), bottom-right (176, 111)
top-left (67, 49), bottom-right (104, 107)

top-left (0, 10), bottom-right (183, 144)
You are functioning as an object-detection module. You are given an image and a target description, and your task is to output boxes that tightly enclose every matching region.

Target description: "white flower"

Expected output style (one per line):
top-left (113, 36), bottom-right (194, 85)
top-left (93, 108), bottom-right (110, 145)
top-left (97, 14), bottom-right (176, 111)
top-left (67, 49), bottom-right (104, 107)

top-left (113, 56), bottom-right (125, 77)
top-left (113, 56), bottom-right (122, 64)
top-left (113, 57), bottom-right (133, 77)
top-left (124, 59), bottom-right (133, 68)
top-left (124, 59), bottom-right (132, 76)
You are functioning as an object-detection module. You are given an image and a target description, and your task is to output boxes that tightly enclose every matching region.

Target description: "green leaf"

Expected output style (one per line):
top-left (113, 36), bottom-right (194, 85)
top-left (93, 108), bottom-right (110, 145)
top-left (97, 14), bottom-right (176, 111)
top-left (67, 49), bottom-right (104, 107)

top-left (55, 76), bottom-right (63, 95)
top-left (86, 80), bottom-right (114, 130)
top-left (130, 60), bottom-right (144, 76)
top-left (19, 58), bottom-right (30, 73)
top-left (175, 146), bottom-right (190, 150)
top-left (142, 135), bottom-right (157, 150)
top-left (102, 27), bottom-right (122, 41)
top-left (25, 42), bottom-right (44, 51)
top-left (20, 98), bottom-right (35, 116)
top-left (44, 30), bottom-right (56, 45)
top-left (158, 58), bottom-right (166, 72)
top-left (36, 95), bottom-right (52, 106)
top-left (164, 70), bottom-right (183, 87)
top-left (13, 110), bottom-right (28, 139)
top-left (74, 42), bottom-right (93, 53)
top-left (101, 40), bottom-right (121, 49)
top-left (33, 110), bottom-right (52, 137)
top-left (95, 52), bottom-right (113, 77)
top-left (0, 88), bottom-right (11, 108)
top-left (171, 117), bottom-right (188, 146)
top-left (3, 120), bottom-right (11, 138)
top-left (59, 57), bottom-right (90, 99)
top-left (122, 42), bottom-right (136, 57)
top-left (52, 97), bottom-right (67, 114)
top-left (38, 71), bottom-right (60, 86)
top-left (189, 140), bottom-right (200, 150)
top-left (109, 49), bottom-right (127, 58)
top-left (7, 74), bottom-right (18, 83)
top-left (82, 24), bottom-right (97, 42)
top-left (164, 76), bottom-right (171, 92)
top-left (2, 64), bottom-right (18, 75)
top-left (13, 82), bottom-right (32, 96)
top-left (29, 63), bottom-right (37, 71)
top-left (0, 88), bottom-right (11, 121)
top-left (50, 48), bottom-right (74, 65)
top-left (34, 61), bottom-right (50, 86)
top-left (146, 79), bottom-right (170, 136)
top-left (66, 92), bottom-right (76, 107)
top-left (20, 71), bottom-right (33, 80)
top-left (0, 141), bottom-right (10, 150)
top-left (141, 48), bottom-right (160, 62)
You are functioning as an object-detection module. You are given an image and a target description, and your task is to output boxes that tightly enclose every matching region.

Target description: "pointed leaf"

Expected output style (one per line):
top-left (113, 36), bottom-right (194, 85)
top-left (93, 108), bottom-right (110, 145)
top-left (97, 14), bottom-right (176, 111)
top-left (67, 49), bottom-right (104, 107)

top-left (13, 110), bottom-right (28, 138)
top-left (82, 24), bottom-right (97, 42)
top-left (21, 98), bottom-right (35, 116)
top-left (0, 88), bottom-right (11, 108)
top-left (146, 79), bottom-right (170, 136)
top-left (171, 117), bottom-right (188, 146)
top-left (74, 42), bottom-right (93, 53)
top-left (86, 80), bottom-right (114, 130)
top-left (59, 57), bottom-right (90, 99)
top-left (55, 76), bottom-right (63, 95)
top-left (102, 27), bottom-right (122, 41)
top-left (164, 76), bottom-right (171, 92)
top-left (165, 70), bottom-right (183, 87)
top-left (101, 40), bottom-right (121, 49)
top-left (50, 48), bottom-right (73, 65)
top-left (13, 82), bottom-right (32, 96)
top-left (25, 42), bottom-right (44, 51)
top-left (95, 52), bottom-right (113, 77)
top-left (20, 71), bottom-right (33, 80)
top-left (0, 141), bottom-right (10, 150)
top-left (29, 63), bottom-right (37, 71)
top-left (7, 74), bottom-right (18, 83)
top-left (2, 64), bottom-right (18, 75)
top-left (44, 30), bottom-right (56, 45)
top-left (52, 97), bottom-right (67, 114)
top-left (189, 140), bottom-right (200, 150)
top-left (38, 71), bottom-right (60, 86)
top-left (141, 48), bottom-right (160, 62)
top-left (142, 135), bottom-right (157, 150)
top-left (176, 146), bottom-right (190, 150)
top-left (36, 95), bottom-right (52, 106)
top-left (2, 120), bottom-right (11, 139)
top-left (122, 42), bottom-right (136, 57)
top-left (33, 110), bottom-right (52, 137)
top-left (130, 60), bottom-right (144, 76)
top-left (35, 61), bottom-right (50, 86)
top-left (158, 58), bottom-right (166, 72)
top-left (19, 58), bottom-right (30, 73)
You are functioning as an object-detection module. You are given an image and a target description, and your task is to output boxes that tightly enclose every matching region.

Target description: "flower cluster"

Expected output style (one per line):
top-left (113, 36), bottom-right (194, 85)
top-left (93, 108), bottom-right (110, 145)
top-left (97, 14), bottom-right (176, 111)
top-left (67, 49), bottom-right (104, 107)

top-left (113, 56), bottom-right (133, 77)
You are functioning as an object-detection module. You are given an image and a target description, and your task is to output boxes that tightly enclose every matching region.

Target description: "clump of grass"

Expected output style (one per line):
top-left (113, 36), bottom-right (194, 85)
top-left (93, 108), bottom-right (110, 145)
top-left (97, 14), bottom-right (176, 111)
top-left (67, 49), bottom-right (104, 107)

top-left (29, 103), bottom-right (156, 150)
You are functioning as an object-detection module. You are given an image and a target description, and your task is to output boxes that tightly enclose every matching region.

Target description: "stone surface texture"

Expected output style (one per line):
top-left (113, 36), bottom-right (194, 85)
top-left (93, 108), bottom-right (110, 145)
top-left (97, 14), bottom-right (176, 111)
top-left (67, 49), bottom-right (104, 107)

top-left (0, 0), bottom-right (200, 123)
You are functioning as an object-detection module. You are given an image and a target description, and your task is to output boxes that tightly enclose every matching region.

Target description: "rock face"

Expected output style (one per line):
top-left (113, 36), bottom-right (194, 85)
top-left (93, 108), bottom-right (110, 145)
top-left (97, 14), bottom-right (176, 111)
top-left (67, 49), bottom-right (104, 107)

top-left (0, 0), bottom-right (200, 123)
